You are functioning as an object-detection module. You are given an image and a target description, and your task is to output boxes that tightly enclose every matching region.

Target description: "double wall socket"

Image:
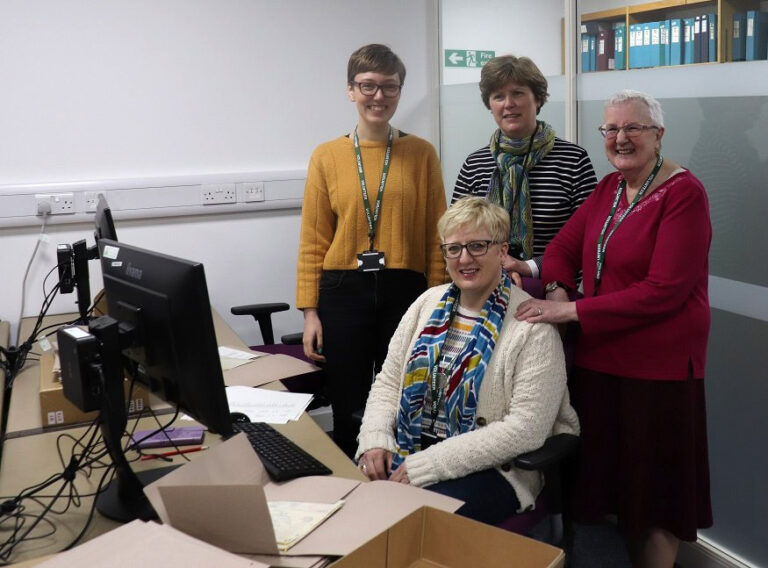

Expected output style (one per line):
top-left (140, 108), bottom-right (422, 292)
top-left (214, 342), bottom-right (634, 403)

top-left (36, 193), bottom-right (75, 215)
top-left (202, 183), bottom-right (237, 205)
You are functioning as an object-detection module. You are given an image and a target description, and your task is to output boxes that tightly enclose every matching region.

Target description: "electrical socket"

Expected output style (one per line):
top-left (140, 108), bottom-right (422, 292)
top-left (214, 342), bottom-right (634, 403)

top-left (239, 182), bottom-right (265, 202)
top-left (201, 183), bottom-right (237, 205)
top-left (36, 193), bottom-right (75, 215)
top-left (84, 191), bottom-right (105, 213)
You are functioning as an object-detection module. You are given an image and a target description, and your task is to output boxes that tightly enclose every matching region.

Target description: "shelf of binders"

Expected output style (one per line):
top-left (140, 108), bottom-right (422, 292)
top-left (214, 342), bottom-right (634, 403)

top-left (580, 0), bottom-right (768, 73)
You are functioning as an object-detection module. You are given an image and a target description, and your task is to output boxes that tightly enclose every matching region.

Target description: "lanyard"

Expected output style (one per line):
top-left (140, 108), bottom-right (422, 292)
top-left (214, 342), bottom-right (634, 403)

top-left (428, 301), bottom-right (462, 426)
top-left (594, 154), bottom-right (663, 293)
top-left (354, 127), bottom-right (393, 251)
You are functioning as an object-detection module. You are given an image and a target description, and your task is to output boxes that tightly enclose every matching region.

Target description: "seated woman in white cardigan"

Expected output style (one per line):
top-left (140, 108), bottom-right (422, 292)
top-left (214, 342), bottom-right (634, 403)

top-left (355, 197), bottom-right (578, 524)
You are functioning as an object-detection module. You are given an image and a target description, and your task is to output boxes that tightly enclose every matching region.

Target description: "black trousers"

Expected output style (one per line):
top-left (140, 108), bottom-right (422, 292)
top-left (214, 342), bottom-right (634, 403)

top-left (318, 269), bottom-right (427, 458)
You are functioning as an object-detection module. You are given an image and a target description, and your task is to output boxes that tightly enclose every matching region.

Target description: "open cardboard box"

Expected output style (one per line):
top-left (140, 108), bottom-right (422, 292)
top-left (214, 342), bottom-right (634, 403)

top-left (39, 348), bottom-right (150, 428)
top-left (143, 434), bottom-right (462, 559)
top-left (331, 506), bottom-right (565, 568)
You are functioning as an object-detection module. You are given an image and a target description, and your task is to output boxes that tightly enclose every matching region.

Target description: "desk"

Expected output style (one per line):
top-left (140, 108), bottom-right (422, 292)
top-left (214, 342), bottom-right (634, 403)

top-left (0, 311), bottom-right (362, 564)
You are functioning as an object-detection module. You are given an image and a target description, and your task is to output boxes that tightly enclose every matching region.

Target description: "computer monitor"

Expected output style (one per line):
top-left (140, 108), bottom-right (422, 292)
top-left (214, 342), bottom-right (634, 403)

top-left (57, 195), bottom-right (118, 321)
top-left (93, 194), bottom-right (118, 245)
top-left (98, 238), bottom-right (232, 436)
top-left (58, 239), bottom-right (233, 521)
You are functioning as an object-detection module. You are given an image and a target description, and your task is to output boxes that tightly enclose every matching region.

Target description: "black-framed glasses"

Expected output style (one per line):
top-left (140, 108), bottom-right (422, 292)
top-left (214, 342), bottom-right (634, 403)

top-left (440, 240), bottom-right (499, 259)
top-left (598, 123), bottom-right (659, 139)
top-left (351, 81), bottom-right (402, 98)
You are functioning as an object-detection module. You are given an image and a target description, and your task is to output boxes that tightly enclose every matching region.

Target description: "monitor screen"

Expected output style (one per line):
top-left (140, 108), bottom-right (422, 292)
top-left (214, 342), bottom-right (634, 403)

top-left (98, 238), bottom-right (232, 436)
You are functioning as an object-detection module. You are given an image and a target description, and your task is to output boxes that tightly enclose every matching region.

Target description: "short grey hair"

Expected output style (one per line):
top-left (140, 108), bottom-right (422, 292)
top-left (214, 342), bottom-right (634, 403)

top-left (438, 197), bottom-right (510, 244)
top-left (605, 89), bottom-right (664, 127)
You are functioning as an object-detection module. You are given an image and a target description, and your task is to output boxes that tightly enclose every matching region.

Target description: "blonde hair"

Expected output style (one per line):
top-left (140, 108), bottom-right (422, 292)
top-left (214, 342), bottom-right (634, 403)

top-left (438, 197), bottom-right (510, 243)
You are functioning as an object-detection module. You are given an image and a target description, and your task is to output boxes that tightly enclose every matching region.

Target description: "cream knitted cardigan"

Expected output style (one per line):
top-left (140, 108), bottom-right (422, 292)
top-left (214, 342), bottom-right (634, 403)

top-left (355, 283), bottom-right (580, 512)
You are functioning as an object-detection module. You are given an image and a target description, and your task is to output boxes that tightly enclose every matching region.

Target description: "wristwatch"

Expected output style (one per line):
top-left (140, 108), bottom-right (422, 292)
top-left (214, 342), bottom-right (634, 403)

top-left (544, 281), bottom-right (569, 294)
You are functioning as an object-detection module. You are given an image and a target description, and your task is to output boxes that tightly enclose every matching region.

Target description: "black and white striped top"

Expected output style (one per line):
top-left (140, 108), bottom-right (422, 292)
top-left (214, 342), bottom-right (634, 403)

top-left (452, 138), bottom-right (598, 262)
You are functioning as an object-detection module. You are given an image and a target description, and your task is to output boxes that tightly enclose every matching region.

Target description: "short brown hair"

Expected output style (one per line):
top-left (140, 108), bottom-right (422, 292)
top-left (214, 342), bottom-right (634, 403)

top-left (479, 55), bottom-right (548, 112)
top-left (347, 44), bottom-right (406, 85)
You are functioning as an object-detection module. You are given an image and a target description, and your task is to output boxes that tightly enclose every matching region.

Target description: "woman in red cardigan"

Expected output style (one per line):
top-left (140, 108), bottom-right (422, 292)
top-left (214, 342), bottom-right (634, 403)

top-left (515, 90), bottom-right (712, 568)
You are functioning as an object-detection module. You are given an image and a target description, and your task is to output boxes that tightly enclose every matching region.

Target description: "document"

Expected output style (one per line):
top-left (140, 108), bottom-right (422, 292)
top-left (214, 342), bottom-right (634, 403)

top-left (268, 500), bottom-right (345, 552)
top-left (226, 385), bottom-right (313, 423)
top-left (219, 345), bottom-right (266, 371)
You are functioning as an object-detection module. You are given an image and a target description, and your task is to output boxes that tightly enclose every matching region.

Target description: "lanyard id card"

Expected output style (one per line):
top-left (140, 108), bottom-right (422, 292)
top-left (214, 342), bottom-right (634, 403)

top-left (357, 250), bottom-right (385, 271)
top-left (354, 127), bottom-right (392, 272)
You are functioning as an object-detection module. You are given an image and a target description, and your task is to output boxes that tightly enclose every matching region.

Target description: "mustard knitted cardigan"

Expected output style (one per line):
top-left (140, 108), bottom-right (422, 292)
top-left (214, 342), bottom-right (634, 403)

top-left (297, 134), bottom-right (447, 309)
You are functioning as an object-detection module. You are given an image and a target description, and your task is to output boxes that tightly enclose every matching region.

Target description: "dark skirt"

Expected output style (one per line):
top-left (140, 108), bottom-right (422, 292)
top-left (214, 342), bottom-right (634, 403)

top-left (569, 367), bottom-right (713, 541)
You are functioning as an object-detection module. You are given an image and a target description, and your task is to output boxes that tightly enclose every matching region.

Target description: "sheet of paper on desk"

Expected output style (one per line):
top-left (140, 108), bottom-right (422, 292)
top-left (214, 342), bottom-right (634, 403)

top-left (219, 345), bottom-right (267, 371)
top-left (226, 385), bottom-right (313, 423)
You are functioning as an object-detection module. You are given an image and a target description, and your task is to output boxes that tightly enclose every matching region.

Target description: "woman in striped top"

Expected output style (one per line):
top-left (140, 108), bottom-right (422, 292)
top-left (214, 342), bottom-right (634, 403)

top-left (356, 198), bottom-right (578, 524)
top-left (452, 55), bottom-right (597, 279)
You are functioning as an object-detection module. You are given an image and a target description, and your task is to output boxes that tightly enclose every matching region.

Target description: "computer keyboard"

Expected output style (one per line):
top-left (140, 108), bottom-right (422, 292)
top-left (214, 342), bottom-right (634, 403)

top-left (232, 421), bottom-right (332, 481)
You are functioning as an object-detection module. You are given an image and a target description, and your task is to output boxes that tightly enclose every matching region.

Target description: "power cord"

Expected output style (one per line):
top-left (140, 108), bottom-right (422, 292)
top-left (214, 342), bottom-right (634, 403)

top-left (17, 205), bottom-right (51, 346)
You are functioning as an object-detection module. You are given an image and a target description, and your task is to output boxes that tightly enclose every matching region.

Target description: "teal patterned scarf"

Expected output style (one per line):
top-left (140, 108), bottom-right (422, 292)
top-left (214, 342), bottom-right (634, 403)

top-left (488, 120), bottom-right (556, 259)
top-left (391, 272), bottom-right (512, 469)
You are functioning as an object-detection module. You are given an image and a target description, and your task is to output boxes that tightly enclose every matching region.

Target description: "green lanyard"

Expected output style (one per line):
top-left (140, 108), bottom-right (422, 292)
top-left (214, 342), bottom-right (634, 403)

top-left (594, 154), bottom-right (663, 293)
top-left (353, 127), bottom-right (393, 251)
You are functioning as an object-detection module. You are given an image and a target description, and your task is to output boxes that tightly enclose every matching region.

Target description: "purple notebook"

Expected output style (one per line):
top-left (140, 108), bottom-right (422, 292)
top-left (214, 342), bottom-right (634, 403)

top-left (130, 426), bottom-right (205, 449)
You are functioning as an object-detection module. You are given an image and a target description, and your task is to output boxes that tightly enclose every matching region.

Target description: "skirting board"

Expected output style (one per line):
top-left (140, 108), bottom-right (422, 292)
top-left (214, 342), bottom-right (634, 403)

top-left (678, 536), bottom-right (755, 568)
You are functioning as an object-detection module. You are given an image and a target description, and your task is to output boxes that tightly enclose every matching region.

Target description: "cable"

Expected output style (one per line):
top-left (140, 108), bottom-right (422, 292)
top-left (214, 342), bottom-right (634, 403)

top-left (16, 208), bottom-right (50, 346)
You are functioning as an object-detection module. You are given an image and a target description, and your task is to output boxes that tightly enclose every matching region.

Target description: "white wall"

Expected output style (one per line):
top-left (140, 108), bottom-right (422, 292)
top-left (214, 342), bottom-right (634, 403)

top-left (440, 0), bottom-right (564, 85)
top-left (0, 0), bottom-right (439, 345)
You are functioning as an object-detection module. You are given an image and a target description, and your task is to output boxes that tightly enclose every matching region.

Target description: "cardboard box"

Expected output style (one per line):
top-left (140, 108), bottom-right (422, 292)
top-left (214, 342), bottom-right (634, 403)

top-left (331, 506), bottom-right (565, 568)
top-left (144, 434), bottom-right (463, 560)
top-left (39, 349), bottom-right (150, 428)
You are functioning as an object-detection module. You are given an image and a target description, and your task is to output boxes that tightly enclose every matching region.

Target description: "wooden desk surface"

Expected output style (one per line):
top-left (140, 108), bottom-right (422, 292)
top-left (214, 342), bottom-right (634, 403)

top-left (0, 311), bottom-right (363, 564)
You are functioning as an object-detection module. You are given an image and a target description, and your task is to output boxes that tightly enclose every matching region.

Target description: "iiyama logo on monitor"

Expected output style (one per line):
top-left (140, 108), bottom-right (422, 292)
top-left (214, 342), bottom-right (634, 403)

top-left (125, 263), bottom-right (143, 280)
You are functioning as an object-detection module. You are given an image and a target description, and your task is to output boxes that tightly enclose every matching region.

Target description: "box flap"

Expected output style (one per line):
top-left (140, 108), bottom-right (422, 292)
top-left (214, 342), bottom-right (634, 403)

top-left (160, 484), bottom-right (279, 554)
top-left (145, 434), bottom-right (361, 555)
top-left (35, 520), bottom-right (270, 567)
top-left (224, 353), bottom-right (319, 387)
top-left (287, 480), bottom-right (462, 557)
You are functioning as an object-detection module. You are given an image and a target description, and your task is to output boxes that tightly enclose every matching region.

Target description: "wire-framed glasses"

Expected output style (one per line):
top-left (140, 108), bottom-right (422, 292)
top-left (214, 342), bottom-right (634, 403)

top-left (440, 240), bottom-right (499, 259)
top-left (351, 81), bottom-right (402, 98)
top-left (598, 123), bottom-right (659, 139)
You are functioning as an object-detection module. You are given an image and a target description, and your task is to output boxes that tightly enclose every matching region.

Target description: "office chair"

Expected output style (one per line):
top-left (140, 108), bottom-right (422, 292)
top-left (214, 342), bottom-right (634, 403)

top-left (229, 302), bottom-right (328, 409)
top-left (494, 277), bottom-right (579, 547)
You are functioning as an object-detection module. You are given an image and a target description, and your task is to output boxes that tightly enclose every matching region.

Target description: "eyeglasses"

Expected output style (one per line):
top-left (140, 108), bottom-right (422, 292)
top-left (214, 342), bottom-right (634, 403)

top-left (440, 240), bottom-right (500, 259)
top-left (351, 81), bottom-right (402, 98)
top-left (598, 123), bottom-right (659, 139)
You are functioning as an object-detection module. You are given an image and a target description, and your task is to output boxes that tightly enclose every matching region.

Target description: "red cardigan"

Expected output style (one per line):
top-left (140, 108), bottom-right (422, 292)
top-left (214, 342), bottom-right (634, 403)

top-left (543, 169), bottom-right (711, 380)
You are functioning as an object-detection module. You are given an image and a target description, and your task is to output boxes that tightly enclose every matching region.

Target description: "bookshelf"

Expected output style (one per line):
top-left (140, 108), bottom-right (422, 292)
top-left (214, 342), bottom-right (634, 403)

top-left (580, 0), bottom-right (767, 71)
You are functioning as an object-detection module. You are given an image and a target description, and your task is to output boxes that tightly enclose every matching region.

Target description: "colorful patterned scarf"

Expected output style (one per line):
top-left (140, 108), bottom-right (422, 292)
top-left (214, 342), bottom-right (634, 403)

top-left (488, 120), bottom-right (556, 259)
top-left (391, 272), bottom-right (512, 469)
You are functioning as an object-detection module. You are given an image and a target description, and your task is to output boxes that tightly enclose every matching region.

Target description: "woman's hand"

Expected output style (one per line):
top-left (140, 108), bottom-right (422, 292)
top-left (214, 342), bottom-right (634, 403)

top-left (358, 448), bottom-right (393, 481)
top-left (302, 309), bottom-right (326, 362)
top-left (502, 255), bottom-right (532, 281)
top-left (389, 462), bottom-right (410, 484)
top-left (515, 298), bottom-right (579, 324)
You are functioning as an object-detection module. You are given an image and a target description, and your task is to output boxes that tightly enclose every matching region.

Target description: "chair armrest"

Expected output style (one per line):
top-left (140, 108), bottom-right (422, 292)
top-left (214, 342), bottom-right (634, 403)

top-left (513, 433), bottom-right (579, 471)
top-left (230, 302), bottom-right (290, 345)
top-left (280, 332), bottom-right (304, 345)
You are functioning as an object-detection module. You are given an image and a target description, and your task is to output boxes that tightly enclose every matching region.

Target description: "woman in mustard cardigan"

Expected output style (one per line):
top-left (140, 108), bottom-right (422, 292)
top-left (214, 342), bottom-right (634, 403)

top-left (296, 44), bottom-right (447, 458)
